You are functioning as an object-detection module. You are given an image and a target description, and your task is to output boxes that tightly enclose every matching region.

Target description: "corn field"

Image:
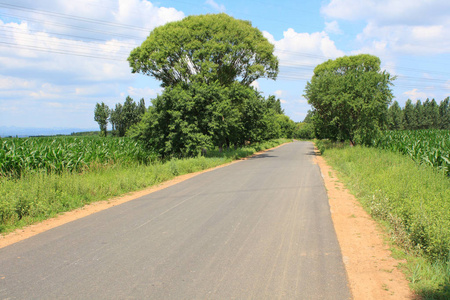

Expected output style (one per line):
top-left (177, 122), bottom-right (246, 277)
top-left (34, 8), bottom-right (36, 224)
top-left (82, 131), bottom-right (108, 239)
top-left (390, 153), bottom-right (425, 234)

top-left (374, 130), bottom-right (450, 175)
top-left (0, 136), bottom-right (156, 177)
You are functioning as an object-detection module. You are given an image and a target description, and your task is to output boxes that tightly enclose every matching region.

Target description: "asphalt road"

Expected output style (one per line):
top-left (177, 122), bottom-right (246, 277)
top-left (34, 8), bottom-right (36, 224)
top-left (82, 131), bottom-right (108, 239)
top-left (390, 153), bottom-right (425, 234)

top-left (0, 141), bottom-right (351, 299)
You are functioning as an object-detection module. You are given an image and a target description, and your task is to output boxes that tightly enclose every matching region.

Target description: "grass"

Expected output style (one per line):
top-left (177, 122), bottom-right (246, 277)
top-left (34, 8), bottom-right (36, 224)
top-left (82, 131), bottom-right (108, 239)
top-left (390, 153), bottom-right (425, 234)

top-left (0, 138), bottom-right (289, 234)
top-left (321, 143), bottom-right (450, 299)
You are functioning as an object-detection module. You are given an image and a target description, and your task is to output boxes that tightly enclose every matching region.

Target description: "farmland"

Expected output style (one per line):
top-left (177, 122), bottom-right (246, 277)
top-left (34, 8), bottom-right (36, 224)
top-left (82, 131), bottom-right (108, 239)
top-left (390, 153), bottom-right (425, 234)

top-left (0, 136), bottom-right (156, 177)
top-left (373, 129), bottom-right (450, 176)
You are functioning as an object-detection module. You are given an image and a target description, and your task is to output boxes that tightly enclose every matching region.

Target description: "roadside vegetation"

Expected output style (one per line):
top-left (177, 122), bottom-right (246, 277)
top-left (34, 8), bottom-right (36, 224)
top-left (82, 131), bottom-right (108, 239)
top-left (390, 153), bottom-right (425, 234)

top-left (319, 141), bottom-right (449, 299)
top-left (303, 53), bottom-right (449, 298)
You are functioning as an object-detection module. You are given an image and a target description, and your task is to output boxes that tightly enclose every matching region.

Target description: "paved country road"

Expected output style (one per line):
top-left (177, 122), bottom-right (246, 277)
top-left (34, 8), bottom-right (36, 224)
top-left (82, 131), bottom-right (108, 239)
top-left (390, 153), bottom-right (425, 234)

top-left (0, 141), bottom-right (351, 299)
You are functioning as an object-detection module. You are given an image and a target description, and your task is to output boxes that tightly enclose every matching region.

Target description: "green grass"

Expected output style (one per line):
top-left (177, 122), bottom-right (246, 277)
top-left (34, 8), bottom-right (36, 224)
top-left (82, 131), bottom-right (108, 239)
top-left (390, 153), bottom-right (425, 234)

top-left (0, 138), bottom-right (289, 234)
top-left (322, 144), bottom-right (450, 299)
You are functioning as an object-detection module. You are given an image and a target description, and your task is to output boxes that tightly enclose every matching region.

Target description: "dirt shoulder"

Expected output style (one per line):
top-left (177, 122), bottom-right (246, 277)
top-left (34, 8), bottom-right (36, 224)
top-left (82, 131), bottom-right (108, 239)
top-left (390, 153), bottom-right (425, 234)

top-left (314, 150), bottom-right (417, 300)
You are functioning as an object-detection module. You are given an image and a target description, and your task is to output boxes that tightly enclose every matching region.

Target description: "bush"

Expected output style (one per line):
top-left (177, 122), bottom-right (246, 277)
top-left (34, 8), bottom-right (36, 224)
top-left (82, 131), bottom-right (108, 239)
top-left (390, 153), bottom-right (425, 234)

top-left (294, 122), bottom-right (315, 139)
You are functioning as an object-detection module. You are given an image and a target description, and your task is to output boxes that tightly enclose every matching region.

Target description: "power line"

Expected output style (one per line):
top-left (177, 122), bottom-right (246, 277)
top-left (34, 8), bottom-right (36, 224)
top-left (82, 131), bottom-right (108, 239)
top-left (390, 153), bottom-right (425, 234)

top-left (0, 33), bottom-right (133, 56)
top-left (0, 2), bottom-right (152, 32)
top-left (0, 12), bottom-right (146, 40)
top-left (1, 26), bottom-right (138, 47)
top-left (0, 41), bottom-right (126, 61)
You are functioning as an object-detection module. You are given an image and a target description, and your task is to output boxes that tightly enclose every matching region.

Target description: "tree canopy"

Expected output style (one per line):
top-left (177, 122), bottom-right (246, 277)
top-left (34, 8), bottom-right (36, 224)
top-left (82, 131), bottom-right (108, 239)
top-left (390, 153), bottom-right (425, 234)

top-left (128, 13), bottom-right (279, 87)
top-left (304, 54), bottom-right (395, 145)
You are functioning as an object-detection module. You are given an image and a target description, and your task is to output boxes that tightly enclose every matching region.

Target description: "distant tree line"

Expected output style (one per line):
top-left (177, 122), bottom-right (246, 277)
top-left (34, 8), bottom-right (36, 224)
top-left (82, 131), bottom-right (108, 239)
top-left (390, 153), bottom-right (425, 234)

top-left (94, 96), bottom-right (146, 137)
top-left (387, 97), bottom-right (450, 130)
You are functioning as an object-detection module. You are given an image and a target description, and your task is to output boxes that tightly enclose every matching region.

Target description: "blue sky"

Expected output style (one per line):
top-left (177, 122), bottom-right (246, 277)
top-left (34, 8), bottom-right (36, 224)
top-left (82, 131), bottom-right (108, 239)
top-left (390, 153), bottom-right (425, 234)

top-left (1, 0), bottom-right (449, 132)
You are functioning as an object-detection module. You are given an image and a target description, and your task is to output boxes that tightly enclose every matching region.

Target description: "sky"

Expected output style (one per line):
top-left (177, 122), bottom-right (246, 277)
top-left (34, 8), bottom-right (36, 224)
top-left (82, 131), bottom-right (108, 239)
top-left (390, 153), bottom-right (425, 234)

top-left (1, 0), bottom-right (449, 133)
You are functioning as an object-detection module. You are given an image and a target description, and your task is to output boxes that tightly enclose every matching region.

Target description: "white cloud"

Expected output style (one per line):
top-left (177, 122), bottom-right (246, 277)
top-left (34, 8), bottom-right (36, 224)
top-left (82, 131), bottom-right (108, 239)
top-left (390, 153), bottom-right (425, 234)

top-left (324, 21), bottom-right (342, 34)
top-left (113, 0), bottom-right (185, 31)
top-left (403, 88), bottom-right (428, 100)
top-left (30, 83), bottom-right (65, 99)
top-left (264, 29), bottom-right (344, 65)
top-left (205, 0), bottom-right (226, 12)
top-left (321, 0), bottom-right (450, 55)
top-left (127, 86), bottom-right (161, 99)
top-left (263, 29), bottom-right (344, 80)
top-left (0, 1), bottom-right (185, 128)
top-left (274, 90), bottom-right (284, 97)
top-left (45, 102), bottom-right (64, 108)
top-left (355, 21), bottom-right (450, 55)
top-left (23, 0), bottom-right (184, 39)
top-left (294, 98), bottom-right (308, 104)
top-left (444, 81), bottom-right (450, 90)
top-left (75, 85), bottom-right (118, 96)
top-left (250, 81), bottom-right (260, 90)
top-left (0, 75), bottom-right (36, 90)
top-left (321, 0), bottom-right (450, 25)
top-left (0, 1), bottom-right (185, 84)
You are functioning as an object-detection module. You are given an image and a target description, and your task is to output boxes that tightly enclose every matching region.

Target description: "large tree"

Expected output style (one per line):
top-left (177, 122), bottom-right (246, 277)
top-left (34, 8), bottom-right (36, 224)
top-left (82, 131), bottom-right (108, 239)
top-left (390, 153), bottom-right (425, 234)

top-left (304, 54), bottom-right (394, 145)
top-left (128, 13), bottom-right (278, 87)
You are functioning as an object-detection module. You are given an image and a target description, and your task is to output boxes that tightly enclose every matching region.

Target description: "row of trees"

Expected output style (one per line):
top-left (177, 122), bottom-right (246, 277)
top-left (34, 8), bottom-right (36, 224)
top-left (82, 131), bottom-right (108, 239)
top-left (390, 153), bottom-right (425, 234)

top-left (126, 13), bottom-right (296, 157)
top-left (94, 96), bottom-right (146, 137)
top-left (387, 97), bottom-right (450, 130)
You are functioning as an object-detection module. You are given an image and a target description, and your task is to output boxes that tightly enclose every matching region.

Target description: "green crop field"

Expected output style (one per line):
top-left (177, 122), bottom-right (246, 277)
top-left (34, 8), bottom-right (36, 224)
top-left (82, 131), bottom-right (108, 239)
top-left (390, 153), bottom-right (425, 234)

top-left (374, 130), bottom-right (450, 176)
top-left (0, 136), bottom-right (156, 177)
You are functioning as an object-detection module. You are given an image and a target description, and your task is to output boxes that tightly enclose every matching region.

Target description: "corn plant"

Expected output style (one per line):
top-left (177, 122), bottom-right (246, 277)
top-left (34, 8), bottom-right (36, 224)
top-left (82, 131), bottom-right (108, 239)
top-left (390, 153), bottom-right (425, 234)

top-left (374, 130), bottom-right (450, 176)
top-left (0, 136), bottom-right (156, 177)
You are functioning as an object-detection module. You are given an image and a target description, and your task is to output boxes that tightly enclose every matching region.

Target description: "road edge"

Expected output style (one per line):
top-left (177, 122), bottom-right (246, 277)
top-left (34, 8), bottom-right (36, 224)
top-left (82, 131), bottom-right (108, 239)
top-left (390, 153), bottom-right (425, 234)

top-left (313, 148), bottom-right (416, 300)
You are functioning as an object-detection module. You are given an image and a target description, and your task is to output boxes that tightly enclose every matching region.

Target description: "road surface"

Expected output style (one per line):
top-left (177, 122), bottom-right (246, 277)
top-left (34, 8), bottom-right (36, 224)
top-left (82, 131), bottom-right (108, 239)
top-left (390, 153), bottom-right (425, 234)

top-left (0, 141), bottom-right (351, 299)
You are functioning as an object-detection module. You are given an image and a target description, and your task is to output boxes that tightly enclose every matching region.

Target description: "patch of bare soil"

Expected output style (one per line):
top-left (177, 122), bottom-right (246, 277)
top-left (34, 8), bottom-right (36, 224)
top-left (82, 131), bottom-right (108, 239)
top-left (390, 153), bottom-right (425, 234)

top-left (314, 150), bottom-right (418, 300)
top-left (0, 143), bottom-right (288, 249)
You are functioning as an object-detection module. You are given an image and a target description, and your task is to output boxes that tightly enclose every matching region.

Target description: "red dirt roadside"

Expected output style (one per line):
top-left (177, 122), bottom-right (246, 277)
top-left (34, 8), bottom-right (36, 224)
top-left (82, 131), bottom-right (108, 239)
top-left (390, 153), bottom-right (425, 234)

top-left (314, 150), bottom-right (418, 299)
